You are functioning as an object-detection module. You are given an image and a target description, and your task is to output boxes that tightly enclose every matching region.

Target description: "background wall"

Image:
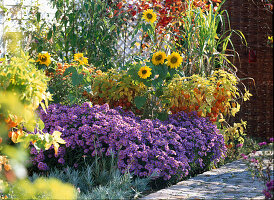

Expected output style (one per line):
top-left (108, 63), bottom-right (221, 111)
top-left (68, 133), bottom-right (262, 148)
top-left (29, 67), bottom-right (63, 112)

top-left (222, 0), bottom-right (273, 138)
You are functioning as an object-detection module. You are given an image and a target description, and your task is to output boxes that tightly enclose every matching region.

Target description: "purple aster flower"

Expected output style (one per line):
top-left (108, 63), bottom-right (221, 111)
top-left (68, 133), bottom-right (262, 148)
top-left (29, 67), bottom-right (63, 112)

top-left (263, 189), bottom-right (272, 199)
top-left (241, 154), bottom-right (248, 160)
top-left (236, 143), bottom-right (243, 148)
top-left (30, 103), bottom-right (226, 180)
top-left (258, 142), bottom-right (267, 146)
top-left (37, 162), bottom-right (49, 171)
top-left (30, 147), bottom-right (38, 155)
top-left (58, 158), bottom-right (65, 165)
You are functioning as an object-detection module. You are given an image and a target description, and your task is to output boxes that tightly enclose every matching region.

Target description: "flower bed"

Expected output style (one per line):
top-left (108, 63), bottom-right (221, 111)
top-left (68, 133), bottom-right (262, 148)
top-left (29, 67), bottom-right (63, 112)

top-left (30, 103), bottom-right (226, 181)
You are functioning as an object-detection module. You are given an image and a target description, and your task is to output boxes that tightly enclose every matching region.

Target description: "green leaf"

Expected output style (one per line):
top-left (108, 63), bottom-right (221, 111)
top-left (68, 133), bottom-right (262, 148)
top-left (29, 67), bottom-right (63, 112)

top-left (37, 45), bottom-right (43, 53)
top-left (47, 29), bottom-right (53, 40)
top-left (109, 25), bottom-right (116, 32)
top-left (151, 79), bottom-right (161, 88)
top-left (36, 12), bottom-right (41, 22)
top-left (63, 66), bottom-right (77, 76)
top-left (71, 73), bottom-right (80, 86)
top-left (134, 96), bottom-right (147, 109)
top-left (157, 64), bottom-right (168, 79)
top-left (156, 112), bottom-right (169, 121)
top-left (142, 23), bottom-right (149, 32)
top-left (155, 87), bottom-right (164, 96)
top-left (130, 41), bottom-right (137, 47)
top-left (53, 24), bottom-right (56, 32)
top-left (37, 118), bottom-right (45, 130)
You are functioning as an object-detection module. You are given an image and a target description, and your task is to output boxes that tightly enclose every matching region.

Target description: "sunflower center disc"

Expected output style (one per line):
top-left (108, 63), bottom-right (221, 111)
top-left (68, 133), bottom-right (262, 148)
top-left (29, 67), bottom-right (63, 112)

top-left (41, 56), bottom-right (47, 62)
top-left (142, 70), bottom-right (147, 74)
top-left (156, 55), bottom-right (162, 61)
top-left (147, 13), bottom-right (153, 19)
top-left (171, 57), bottom-right (178, 63)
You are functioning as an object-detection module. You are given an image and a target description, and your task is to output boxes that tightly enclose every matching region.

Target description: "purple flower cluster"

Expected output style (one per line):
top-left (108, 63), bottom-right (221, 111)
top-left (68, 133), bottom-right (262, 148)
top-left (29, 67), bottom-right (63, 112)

top-left (263, 180), bottom-right (274, 199)
top-left (30, 103), bottom-right (226, 180)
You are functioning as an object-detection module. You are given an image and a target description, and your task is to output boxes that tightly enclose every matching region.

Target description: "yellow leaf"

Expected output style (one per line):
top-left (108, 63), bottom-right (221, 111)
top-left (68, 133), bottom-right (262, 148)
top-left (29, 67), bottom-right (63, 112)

top-left (52, 131), bottom-right (66, 144)
top-left (243, 90), bottom-right (252, 101)
top-left (218, 119), bottom-right (225, 123)
top-left (45, 142), bottom-right (52, 150)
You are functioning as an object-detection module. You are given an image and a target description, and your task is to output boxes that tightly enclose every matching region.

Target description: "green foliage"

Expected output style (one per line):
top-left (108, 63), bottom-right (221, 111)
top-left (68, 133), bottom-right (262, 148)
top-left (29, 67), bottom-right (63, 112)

top-left (48, 64), bottom-right (93, 105)
top-left (6, 177), bottom-right (77, 199)
top-left (21, 0), bottom-right (127, 71)
top-left (0, 51), bottom-right (51, 112)
top-left (90, 69), bottom-right (147, 111)
top-left (242, 140), bottom-right (273, 195)
top-left (30, 162), bottom-right (152, 200)
top-left (0, 92), bottom-right (75, 200)
top-left (170, 2), bottom-right (245, 76)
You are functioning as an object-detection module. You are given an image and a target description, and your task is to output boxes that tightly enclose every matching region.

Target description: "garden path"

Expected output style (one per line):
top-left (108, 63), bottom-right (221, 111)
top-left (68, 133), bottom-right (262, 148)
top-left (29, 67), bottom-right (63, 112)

top-left (141, 149), bottom-right (272, 200)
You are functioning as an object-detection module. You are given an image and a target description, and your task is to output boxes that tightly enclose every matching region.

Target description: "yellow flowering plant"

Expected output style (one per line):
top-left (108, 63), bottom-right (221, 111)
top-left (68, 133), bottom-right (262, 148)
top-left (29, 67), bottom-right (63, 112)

top-left (166, 52), bottom-right (183, 69)
top-left (10, 178), bottom-right (76, 199)
top-left (0, 92), bottom-right (75, 200)
top-left (90, 69), bottom-right (147, 113)
top-left (142, 9), bottom-right (157, 24)
top-left (138, 66), bottom-right (152, 79)
top-left (0, 51), bottom-right (51, 131)
top-left (36, 52), bottom-right (52, 67)
top-left (124, 50), bottom-right (185, 118)
top-left (152, 51), bottom-right (166, 65)
top-left (161, 70), bottom-right (252, 120)
top-left (73, 53), bottom-right (89, 65)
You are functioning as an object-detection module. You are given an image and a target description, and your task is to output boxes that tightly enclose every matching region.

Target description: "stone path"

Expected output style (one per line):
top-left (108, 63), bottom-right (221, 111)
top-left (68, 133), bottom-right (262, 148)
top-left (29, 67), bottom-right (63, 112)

top-left (142, 149), bottom-right (273, 200)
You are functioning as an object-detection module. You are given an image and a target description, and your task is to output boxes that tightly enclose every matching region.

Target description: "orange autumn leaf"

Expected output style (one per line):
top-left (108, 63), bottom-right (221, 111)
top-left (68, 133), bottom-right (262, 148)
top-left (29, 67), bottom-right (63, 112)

top-left (117, 2), bottom-right (123, 10)
top-left (5, 117), bottom-right (18, 128)
top-left (8, 129), bottom-right (24, 143)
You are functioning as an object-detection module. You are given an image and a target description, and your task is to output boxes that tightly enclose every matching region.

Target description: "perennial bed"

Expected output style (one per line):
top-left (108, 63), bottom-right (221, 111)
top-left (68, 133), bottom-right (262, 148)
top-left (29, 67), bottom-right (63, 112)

top-left (30, 103), bottom-right (226, 181)
top-left (1, 0), bottom-right (273, 199)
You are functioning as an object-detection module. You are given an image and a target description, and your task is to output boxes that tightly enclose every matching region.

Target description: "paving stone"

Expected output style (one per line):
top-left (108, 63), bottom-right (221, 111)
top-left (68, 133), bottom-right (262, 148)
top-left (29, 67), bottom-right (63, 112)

top-left (169, 185), bottom-right (194, 191)
top-left (250, 195), bottom-right (265, 200)
top-left (141, 149), bottom-right (272, 200)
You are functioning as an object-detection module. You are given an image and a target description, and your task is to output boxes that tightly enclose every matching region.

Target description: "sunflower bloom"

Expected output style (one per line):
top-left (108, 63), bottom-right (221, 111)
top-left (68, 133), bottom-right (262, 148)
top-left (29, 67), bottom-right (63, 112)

top-left (152, 51), bottom-right (166, 65)
top-left (143, 9), bottom-right (157, 23)
top-left (73, 53), bottom-right (88, 65)
top-left (36, 52), bottom-right (51, 66)
top-left (138, 66), bottom-right (152, 79)
top-left (167, 52), bottom-right (183, 69)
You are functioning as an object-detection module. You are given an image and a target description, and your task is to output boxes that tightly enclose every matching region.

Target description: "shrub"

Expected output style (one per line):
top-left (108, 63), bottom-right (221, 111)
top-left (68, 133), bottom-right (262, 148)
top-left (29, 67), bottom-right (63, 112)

top-left (30, 162), bottom-right (152, 200)
top-left (0, 51), bottom-right (51, 112)
top-left (241, 139), bottom-right (274, 199)
top-left (46, 61), bottom-right (94, 105)
top-left (90, 69), bottom-right (147, 112)
top-left (30, 103), bottom-right (226, 181)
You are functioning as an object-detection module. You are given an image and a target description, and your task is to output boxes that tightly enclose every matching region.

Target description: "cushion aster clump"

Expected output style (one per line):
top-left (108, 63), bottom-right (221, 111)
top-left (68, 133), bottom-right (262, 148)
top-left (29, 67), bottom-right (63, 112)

top-left (30, 103), bottom-right (226, 180)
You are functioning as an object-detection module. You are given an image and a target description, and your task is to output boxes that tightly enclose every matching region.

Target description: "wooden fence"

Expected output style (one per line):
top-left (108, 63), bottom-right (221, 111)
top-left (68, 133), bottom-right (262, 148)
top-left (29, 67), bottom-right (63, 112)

top-left (222, 0), bottom-right (273, 138)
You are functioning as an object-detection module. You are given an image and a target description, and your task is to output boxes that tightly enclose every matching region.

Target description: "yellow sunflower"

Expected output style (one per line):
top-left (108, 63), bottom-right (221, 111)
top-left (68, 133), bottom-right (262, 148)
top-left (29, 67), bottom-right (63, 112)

top-left (152, 51), bottom-right (166, 65)
top-left (138, 66), bottom-right (152, 79)
top-left (142, 9), bottom-right (157, 23)
top-left (73, 53), bottom-right (88, 65)
top-left (167, 52), bottom-right (183, 69)
top-left (36, 52), bottom-right (51, 66)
